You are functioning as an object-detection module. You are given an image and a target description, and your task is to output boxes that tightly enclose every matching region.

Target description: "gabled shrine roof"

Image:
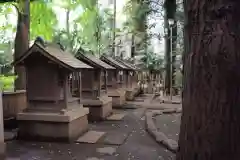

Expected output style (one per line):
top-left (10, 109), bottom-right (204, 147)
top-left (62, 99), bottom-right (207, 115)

top-left (13, 43), bottom-right (93, 70)
top-left (76, 53), bottom-right (115, 70)
top-left (100, 56), bottom-right (128, 70)
top-left (114, 57), bottom-right (137, 71)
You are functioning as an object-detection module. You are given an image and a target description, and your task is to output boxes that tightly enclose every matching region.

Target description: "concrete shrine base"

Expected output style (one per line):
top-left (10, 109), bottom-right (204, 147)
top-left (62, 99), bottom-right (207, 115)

top-left (17, 107), bottom-right (89, 142)
top-left (125, 88), bottom-right (135, 101)
top-left (133, 86), bottom-right (141, 97)
top-left (81, 95), bottom-right (113, 121)
top-left (107, 89), bottom-right (126, 108)
top-left (125, 86), bottom-right (141, 101)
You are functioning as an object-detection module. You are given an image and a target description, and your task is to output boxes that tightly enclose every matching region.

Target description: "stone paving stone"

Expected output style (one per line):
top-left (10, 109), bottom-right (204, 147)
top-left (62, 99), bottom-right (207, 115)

top-left (86, 157), bottom-right (103, 160)
top-left (102, 132), bottom-right (129, 145)
top-left (96, 147), bottom-right (117, 155)
top-left (76, 131), bottom-right (105, 144)
top-left (106, 113), bottom-right (126, 121)
top-left (4, 131), bottom-right (16, 141)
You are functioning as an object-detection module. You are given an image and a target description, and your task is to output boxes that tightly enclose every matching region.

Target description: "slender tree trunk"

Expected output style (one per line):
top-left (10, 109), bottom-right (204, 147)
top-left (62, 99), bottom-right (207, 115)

top-left (66, 9), bottom-right (70, 50)
top-left (177, 0), bottom-right (240, 159)
top-left (112, 0), bottom-right (116, 56)
top-left (14, 0), bottom-right (30, 90)
top-left (172, 20), bottom-right (177, 91)
top-left (131, 34), bottom-right (135, 58)
top-left (164, 13), bottom-right (171, 94)
top-left (164, 0), bottom-right (177, 95)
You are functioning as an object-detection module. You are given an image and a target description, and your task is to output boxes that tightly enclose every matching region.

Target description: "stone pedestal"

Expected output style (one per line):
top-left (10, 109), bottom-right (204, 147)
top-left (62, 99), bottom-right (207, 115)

top-left (125, 88), bottom-right (135, 101)
top-left (17, 107), bottom-right (89, 142)
top-left (107, 89), bottom-right (126, 108)
top-left (81, 95), bottom-right (112, 121)
top-left (133, 84), bottom-right (141, 97)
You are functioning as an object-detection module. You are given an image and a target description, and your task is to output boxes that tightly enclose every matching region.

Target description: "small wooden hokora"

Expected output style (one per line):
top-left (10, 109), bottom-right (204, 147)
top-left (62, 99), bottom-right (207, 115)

top-left (13, 39), bottom-right (92, 142)
top-left (75, 51), bottom-right (114, 121)
top-left (100, 56), bottom-right (128, 108)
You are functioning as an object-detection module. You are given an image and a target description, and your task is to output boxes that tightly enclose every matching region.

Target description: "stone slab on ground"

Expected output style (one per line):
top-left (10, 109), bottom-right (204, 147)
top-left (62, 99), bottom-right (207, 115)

top-left (4, 131), bottom-right (17, 141)
top-left (100, 132), bottom-right (129, 145)
top-left (96, 146), bottom-right (117, 155)
top-left (134, 98), bottom-right (145, 102)
top-left (106, 113), bottom-right (126, 121)
top-left (76, 131), bottom-right (105, 144)
top-left (86, 157), bottom-right (103, 160)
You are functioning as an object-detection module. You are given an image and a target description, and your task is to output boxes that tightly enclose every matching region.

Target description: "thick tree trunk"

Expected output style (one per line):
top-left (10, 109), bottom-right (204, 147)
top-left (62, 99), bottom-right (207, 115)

top-left (177, 0), bottom-right (240, 159)
top-left (14, 0), bottom-right (30, 90)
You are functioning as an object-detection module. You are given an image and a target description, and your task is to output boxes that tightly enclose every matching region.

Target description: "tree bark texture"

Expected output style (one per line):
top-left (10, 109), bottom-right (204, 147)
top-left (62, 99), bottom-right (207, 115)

top-left (14, 0), bottom-right (30, 90)
top-left (177, 0), bottom-right (240, 159)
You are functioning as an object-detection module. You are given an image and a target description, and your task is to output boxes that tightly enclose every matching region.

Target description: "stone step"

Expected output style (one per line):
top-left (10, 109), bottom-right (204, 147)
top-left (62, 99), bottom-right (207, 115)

top-left (76, 131), bottom-right (105, 144)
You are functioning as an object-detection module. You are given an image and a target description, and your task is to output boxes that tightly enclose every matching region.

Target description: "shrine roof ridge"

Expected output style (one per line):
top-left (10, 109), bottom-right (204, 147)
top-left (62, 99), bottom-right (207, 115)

top-left (13, 42), bottom-right (93, 70)
top-left (114, 57), bottom-right (137, 71)
top-left (76, 53), bottom-right (115, 70)
top-left (100, 56), bottom-right (128, 70)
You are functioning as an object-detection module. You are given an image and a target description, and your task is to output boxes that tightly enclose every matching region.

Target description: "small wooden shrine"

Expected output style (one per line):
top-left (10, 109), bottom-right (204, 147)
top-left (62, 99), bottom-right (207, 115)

top-left (100, 56), bottom-right (128, 108)
top-left (114, 58), bottom-right (141, 100)
top-left (76, 52), bottom-right (115, 120)
top-left (150, 69), bottom-right (162, 93)
top-left (13, 41), bottom-right (92, 141)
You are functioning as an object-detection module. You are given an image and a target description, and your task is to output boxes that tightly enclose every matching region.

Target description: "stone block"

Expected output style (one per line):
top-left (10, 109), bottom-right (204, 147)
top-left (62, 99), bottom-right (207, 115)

top-left (125, 89), bottom-right (134, 101)
top-left (17, 107), bottom-right (89, 142)
top-left (76, 131), bottom-right (105, 144)
top-left (81, 96), bottom-right (113, 121)
top-left (108, 89), bottom-right (126, 108)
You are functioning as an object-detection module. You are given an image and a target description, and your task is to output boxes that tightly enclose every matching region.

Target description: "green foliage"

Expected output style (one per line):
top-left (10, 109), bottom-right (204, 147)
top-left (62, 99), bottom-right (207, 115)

top-left (0, 0), bottom-right (57, 41)
top-left (51, 0), bottom-right (112, 55)
top-left (0, 42), bottom-right (13, 63)
top-left (0, 75), bottom-right (16, 91)
top-left (74, 5), bottom-right (114, 55)
top-left (0, 4), bottom-right (16, 40)
top-left (0, 0), bottom-right (113, 56)
top-left (123, 0), bottom-right (151, 56)
top-left (140, 51), bottom-right (164, 72)
top-left (30, 1), bottom-right (57, 41)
